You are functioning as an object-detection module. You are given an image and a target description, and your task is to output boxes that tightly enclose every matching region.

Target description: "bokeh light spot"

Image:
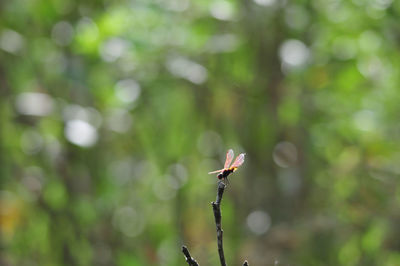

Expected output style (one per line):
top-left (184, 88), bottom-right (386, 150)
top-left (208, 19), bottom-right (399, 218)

top-left (21, 166), bottom-right (44, 196)
top-left (20, 130), bottom-right (44, 155)
top-left (63, 104), bottom-right (102, 128)
top-left (353, 110), bottom-right (377, 132)
top-left (153, 178), bottom-right (177, 200)
top-left (273, 141), bottom-right (298, 168)
top-left (166, 56), bottom-right (208, 84)
top-left (205, 34), bottom-right (239, 53)
top-left (285, 5), bottom-right (309, 30)
top-left (114, 79), bottom-right (141, 104)
top-left (0, 29), bottom-right (24, 54)
top-left (253, 0), bottom-right (276, 7)
top-left (113, 206), bottom-right (145, 237)
top-left (52, 21), bottom-right (74, 46)
top-left (247, 210), bottom-right (271, 235)
top-left (357, 56), bottom-right (384, 80)
top-left (167, 164), bottom-right (188, 189)
top-left (15, 92), bottom-right (54, 117)
top-left (210, 1), bottom-right (234, 21)
top-left (100, 37), bottom-right (129, 62)
top-left (359, 30), bottom-right (381, 53)
top-left (65, 119), bottom-right (98, 147)
top-left (279, 39), bottom-right (310, 71)
top-left (106, 108), bottom-right (132, 133)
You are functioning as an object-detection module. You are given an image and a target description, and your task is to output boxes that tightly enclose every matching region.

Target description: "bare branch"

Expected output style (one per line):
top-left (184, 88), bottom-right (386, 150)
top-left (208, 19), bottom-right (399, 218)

top-left (181, 246), bottom-right (199, 266)
top-left (181, 179), bottom-right (249, 265)
top-left (211, 181), bottom-right (226, 266)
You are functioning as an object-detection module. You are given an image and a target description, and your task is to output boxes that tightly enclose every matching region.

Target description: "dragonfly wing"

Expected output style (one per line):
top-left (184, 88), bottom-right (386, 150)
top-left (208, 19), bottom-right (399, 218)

top-left (231, 153), bottom-right (245, 168)
top-left (208, 169), bottom-right (225, 174)
top-left (224, 149), bottom-right (234, 169)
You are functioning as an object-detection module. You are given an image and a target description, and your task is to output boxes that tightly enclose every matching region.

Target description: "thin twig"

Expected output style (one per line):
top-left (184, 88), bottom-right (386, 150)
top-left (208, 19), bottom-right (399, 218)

top-left (182, 179), bottom-right (249, 265)
top-left (212, 181), bottom-right (226, 266)
top-left (181, 246), bottom-right (199, 266)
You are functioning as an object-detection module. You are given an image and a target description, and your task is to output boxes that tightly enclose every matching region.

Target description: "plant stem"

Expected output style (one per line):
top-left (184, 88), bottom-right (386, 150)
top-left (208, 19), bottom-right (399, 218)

top-left (212, 181), bottom-right (226, 266)
top-left (181, 245), bottom-right (199, 266)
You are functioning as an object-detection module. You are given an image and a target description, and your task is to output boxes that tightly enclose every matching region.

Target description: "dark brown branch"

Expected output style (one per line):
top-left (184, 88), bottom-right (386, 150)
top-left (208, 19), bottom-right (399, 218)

top-left (181, 246), bottom-right (199, 266)
top-left (181, 180), bottom-right (249, 265)
top-left (212, 181), bottom-right (226, 266)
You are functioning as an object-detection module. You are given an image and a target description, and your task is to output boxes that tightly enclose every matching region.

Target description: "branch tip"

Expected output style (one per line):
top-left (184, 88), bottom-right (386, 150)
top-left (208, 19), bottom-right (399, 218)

top-left (181, 245), bottom-right (199, 266)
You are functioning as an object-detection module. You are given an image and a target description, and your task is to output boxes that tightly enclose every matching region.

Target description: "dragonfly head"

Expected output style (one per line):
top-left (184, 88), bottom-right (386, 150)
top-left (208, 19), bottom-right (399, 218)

top-left (217, 173), bottom-right (223, 179)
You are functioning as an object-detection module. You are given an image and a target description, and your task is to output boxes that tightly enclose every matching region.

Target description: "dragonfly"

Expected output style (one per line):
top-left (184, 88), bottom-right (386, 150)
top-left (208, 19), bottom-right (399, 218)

top-left (208, 149), bottom-right (245, 183)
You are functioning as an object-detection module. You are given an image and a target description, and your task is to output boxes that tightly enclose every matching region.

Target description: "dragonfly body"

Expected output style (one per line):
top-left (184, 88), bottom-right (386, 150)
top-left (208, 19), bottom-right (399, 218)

top-left (217, 167), bottom-right (236, 180)
top-left (209, 149), bottom-right (245, 183)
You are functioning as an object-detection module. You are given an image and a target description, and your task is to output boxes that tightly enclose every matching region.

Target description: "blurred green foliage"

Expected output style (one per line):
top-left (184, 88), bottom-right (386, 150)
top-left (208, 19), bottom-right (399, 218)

top-left (1, 0), bottom-right (400, 265)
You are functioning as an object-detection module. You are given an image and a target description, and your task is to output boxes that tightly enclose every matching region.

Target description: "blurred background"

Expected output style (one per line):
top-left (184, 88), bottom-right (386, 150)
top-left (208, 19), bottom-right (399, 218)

top-left (1, 0), bottom-right (400, 265)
